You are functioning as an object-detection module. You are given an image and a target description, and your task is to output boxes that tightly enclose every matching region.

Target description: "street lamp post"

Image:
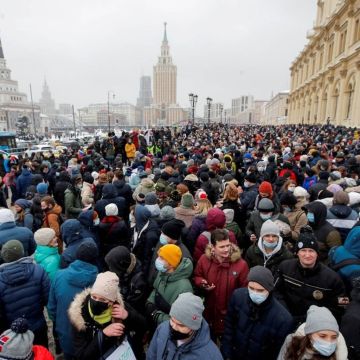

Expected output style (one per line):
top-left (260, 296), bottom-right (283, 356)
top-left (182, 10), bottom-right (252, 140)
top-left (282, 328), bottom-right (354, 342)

top-left (224, 110), bottom-right (227, 125)
top-left (188, 93), bottom-right (198, 126)
top-left (219, 104), bottom-right (223, 124)
top-left (107, 91), bottom-right (115, 133)
top-left (206, 97), bottom-right (212, 125)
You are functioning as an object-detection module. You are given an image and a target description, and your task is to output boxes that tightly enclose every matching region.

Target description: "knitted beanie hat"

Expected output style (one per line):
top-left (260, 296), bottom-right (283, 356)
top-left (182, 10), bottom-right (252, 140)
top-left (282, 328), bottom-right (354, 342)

top-left (0, 209), bottom-right (15, 224)
top-left (295, 226), bottom-right (319, 253)
top-left (304, 305), bottom-right (339, 335)
top-left (181, 193), bottom-right (195, 209)
top-left (145, 192), bottom-right (158, 205)
top-left (257, 198), bottom-right (275, 212)
top-left (158, 244), bottom-right (182, 268)
top-left (34, 228), bottom-right (56, 246)
top-left (161, 219), bottom-right (185, 240)
top-left (259, 181), bottom-right (273, 195)
top-left (260, 220), bottom-right (280, 239)
top-left (76, 241), bottom-right (99, 265)
top-left (248, 265), bottom-right (274, 292)
top-left (169, 293), bottom-right (204, 331)
top-left (0, 318), bottom-right (34, 360)
top-left (1, 240), bottom-right (24, 263)
top-left (14, 199), bottom-right (31, 210)
top-left (105, 203), bottom-right (118, 216)
top-left (36, 183), bottom-right (48, 195)
top-left (160, 206), bottom-right (176, 221)
top-left (91, 271), bottom-right (119, 302)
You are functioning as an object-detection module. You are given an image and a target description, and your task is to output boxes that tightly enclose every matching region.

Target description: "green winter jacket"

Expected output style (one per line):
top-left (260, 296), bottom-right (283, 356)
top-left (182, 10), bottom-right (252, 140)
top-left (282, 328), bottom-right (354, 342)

top-left (64, 188), bottom-right (82, 219)
top-left (148, 257), bottom-right (193, 325)
top-left (34, 245), bottom-right (60, 282)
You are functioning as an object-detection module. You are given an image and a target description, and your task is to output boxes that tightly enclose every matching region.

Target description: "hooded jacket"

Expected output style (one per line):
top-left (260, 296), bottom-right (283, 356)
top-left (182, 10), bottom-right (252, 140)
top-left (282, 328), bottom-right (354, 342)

top-left (174, 206), bottom-right (197, 228)
top-left (305, 201), bottom-right (342, 262)
top-left (193, 208), bottom-right (237, 262)
top-left (194, 244), bottom-right (248, 335)
top-left (222, 288), bottom-right (293, 360)
top-left (60, 219), bottom-right (97, 269)
top-left (77, 209), bottom-right (99, 243)
top-left (34, 245), bottom-right (60, 282)
top-left (0, 222), bottom-right (36, 261)
top-left (53, 172), bottom-right (71, 212)
top-left (113, 179), bottom-right (133, 207)
top-left (94, 184), bottom-right (127, 220)
top-left (16, 167), bottom-right (33, 198)
top-left (0, 257), bottom-right (50, 333)
top-left (64, 185), bottom-right (82, 219)
top-left (147, 257), bottom-right (194, 325)
top-left (48, 260), bottom-right (98, 356)
top-left (327, 204), bottom-right (358, 242)
top-left (147, 319), bottom-right (223, 360)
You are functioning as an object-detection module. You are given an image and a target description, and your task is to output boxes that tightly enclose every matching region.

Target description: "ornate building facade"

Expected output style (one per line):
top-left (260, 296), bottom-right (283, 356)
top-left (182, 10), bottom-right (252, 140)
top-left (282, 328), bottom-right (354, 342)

top-left (288, 0), bottom-right (360, 126)
top-left (144, 23), bottom-right (186, 127)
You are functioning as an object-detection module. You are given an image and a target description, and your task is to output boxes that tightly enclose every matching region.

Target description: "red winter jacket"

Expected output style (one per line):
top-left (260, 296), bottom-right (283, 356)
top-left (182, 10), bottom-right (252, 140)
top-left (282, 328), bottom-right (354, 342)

top-left (194, 244), bottom-right (249, 335)
top-left (33, 345), bottom-right (54, 359)
top-left (193, 208), bottom-right (237, 262)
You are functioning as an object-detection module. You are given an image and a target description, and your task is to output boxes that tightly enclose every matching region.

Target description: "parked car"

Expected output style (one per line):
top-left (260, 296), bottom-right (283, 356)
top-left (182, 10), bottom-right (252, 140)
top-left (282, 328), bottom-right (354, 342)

top-left (24, 145), bottom-right (54, 157)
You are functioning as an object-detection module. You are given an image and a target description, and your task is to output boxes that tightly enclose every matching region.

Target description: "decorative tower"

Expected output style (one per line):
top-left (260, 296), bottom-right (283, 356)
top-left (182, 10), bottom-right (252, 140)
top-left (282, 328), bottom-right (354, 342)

top-left (153, 22), bottom-right (177, 106)
top-left (39, 79), bottom-right (56, 115)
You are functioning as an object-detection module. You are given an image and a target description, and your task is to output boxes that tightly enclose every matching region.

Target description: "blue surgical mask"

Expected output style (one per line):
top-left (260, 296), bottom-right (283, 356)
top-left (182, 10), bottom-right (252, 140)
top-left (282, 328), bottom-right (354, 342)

top-left (260, 213), bottom-right (272, 221)
top-left (263, 240), bottom-right (278, 249)
top-left (248, 289), bottom-right (268, 305)
top-left (283, 206), bottom-right (291, 213)
top-left (312, 339), bottom-right (337, 357)
top-left (155, 258), bottom-right (167, 273)
top-left (160, 234), bottom-right (168, 245)
top-left (307, 212), bottom-right (315, 223)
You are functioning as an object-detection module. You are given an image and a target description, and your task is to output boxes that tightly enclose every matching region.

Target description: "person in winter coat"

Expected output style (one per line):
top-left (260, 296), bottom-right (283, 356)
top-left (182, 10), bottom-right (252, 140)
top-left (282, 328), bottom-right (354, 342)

top-left (146, 244), bottom-right (193, 327)
top-left (94, 183), bottom-right (127, 220)
top-left (48, 242), bottom-right (99, 359)
top-left (341, 277), bottom-right (360, 360)
top-left (68, 271), bottom-right (146, 360)
top-left (132, 205), bottom-right (160, 274)
top-left (60, 219), bottom-right (97, 269)
top-left (125, 138), bottom-right (136, 164)
top-left (77, 208), bottom-right (100, 244)
top-left (193, 207), bottom-right (237, 262)
top-left (245, 198), bottom-right (290, 244)
top-left (254, 181), bottom-right (281, 214)
top-left (40, 196), bottom-right (62, 238)
top-left (34, 228), bottom-right (60, 282)
top-left (0, 240), bottom-right (50, 346)
top-left (220, 182), bottom-right (242, 226)
top-left (174, 192), bottom-right (197, 228)
top-left (327, 190), bottom-right (359, 243)
top-left (186, 191), bottom-right (213, 253)
top-left (239, 173), bottom-right (258, 214)
top-left (304, 201), bottom-right (342, 262)
top-left (98, 203), bottom-right (130, 258)
top-left (222, 266), bottom-right (293, 360)
top-left (16, 165), bottom-right (33, 199)
top-left (0, 318), bottom-right (54, 360)
top-left (274, 227), bottom-right (346, 325)
top-left (0, 208), bottom-right (36, 262)
top-left (53, 171), bottom-right (71, 214)
top-left (280, 191), bottom-right (308, 243)
top-left (278, 305), bottom-right (348, 360)
top-left (105, 246), bottom-right (148, 313)
top-left (81, 172), bottom-right (94, 205)
top-left (147, 292), bottom-right (223, 360)
top-left (245, 220), bottom-right (293, 275)
top-left (194, 229), bottom-right (249, 337)
top-left (64, 175), bottom-right (83, 219)
top-left (132, 177), bottom-right (155, 201)
top-left (329, 223), bottom-right (360, 289)
top-left (148, 219), bottom-right (191, 286)
top-left (14, 198), bottom-right (34, 230)
top-left (112, 169), bottom-right (134, 208)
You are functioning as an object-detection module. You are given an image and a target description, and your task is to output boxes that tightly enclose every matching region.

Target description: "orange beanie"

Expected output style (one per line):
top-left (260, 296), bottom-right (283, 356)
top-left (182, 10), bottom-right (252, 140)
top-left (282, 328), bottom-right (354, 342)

top-left (158, 244), bottom-right (182, 268)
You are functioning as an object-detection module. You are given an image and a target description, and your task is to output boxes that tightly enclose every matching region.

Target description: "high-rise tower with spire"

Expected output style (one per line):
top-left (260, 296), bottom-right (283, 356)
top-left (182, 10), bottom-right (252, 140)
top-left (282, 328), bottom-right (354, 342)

top-left (153, 22), bottom-right (177, 106)
top-left (39, 78), bottom-right (56, 115)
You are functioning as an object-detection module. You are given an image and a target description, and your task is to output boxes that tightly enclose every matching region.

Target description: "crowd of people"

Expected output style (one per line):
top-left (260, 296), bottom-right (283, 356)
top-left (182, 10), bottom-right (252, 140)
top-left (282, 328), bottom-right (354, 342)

top-left (0, 123), bottom-right (359, 360)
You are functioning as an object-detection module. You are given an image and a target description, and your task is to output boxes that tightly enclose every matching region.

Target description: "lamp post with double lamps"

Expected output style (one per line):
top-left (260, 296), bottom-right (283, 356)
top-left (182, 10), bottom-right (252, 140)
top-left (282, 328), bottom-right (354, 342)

top-left (206, 97), bottom-right (212, 125)
top-left (188, 93), bottom-right (198, 125)
top-left (107, 91), bottom-right (116, 133)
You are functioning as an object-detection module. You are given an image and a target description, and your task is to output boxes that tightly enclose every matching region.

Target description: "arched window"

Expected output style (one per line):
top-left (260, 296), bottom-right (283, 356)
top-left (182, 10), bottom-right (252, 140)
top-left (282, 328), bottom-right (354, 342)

top-left (346, 81), bottom-right (355, 119)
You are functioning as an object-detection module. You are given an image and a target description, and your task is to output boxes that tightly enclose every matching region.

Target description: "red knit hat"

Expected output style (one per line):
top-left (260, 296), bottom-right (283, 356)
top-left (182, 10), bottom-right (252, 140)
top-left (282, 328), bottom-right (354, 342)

top-left (259, 181), bottom-right (273, 195)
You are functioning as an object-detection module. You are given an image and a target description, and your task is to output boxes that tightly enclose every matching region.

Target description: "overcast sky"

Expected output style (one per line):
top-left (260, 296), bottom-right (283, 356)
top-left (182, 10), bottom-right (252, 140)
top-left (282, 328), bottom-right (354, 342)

top-left (1, 0), bottom-right (316, 111)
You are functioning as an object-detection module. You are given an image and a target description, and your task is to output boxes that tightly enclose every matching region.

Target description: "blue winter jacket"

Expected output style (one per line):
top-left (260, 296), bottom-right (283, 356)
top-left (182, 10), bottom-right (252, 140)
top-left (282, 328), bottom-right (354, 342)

top-left (0, 257), bottom-right (50, 332)
top-left (327, 205), bottom-right (359, 242)
top-left (147, 319), bottom-right (223, 360)
top-left (0, 222), bottom-right (36, 261)
top-left (60, 219), bottom-right (97, 269)
top-left (16, 168), bottom-right (33, 198)
top-left (221, 288), bottom-right (293, 360)
top-left (78, 209), bottom-right (99, 244)
top-left (329, 225), bottom-right (360, 286)
top-left (48, 260), bottom-right (98, 356)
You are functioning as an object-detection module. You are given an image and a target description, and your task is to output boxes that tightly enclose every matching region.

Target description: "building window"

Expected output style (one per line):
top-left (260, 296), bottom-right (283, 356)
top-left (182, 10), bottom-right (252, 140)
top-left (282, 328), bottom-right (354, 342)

top-left (346, 83), bottom-right (355, 119)
top-left (319, 50), bottom-right (324, 70)
top-left (327, 37), bottom-right (334, 63)
top-left (285, 109), bottom-right (288, 116)
top-left (354, 18), bottom-right (360, 43)
top-left (339, 29), bottom-right (347, 55)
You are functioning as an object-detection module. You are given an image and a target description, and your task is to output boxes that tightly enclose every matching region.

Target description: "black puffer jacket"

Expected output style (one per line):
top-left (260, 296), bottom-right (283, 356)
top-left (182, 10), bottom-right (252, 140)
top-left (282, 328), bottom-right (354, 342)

top-left (53, 172), bottom-right (71, 213)
top-left (113, 179), bottom-right (133, 208)
top-left (274, 258), bottom-right (346, 324)
top-left (94, 184), bottom-right (127, 220)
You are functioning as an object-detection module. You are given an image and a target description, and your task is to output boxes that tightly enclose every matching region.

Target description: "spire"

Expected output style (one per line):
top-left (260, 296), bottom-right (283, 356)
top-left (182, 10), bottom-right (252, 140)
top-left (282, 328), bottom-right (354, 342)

top-left (0, 37), bottom-right (4, 59)
top-left (163, 22), bottom-right (168, 43)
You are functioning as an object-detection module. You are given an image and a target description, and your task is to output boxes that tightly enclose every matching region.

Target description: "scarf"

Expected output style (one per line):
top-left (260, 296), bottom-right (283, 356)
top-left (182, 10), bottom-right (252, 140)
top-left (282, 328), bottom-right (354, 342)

top-left (88, 302), bottom-right (112, 325)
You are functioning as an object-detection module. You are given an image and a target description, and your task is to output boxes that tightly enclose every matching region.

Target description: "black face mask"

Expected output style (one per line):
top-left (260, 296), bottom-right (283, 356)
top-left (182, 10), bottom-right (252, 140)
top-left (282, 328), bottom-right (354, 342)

top-left (170, 326), bottom-right (192, 341)
top-left (89, 297), bottom-right (109, 315)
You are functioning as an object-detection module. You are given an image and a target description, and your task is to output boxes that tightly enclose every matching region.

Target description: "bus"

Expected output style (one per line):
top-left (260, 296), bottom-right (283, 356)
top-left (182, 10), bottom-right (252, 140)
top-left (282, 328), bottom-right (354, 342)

top-left (0, 131), bottom-right (17, 152)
